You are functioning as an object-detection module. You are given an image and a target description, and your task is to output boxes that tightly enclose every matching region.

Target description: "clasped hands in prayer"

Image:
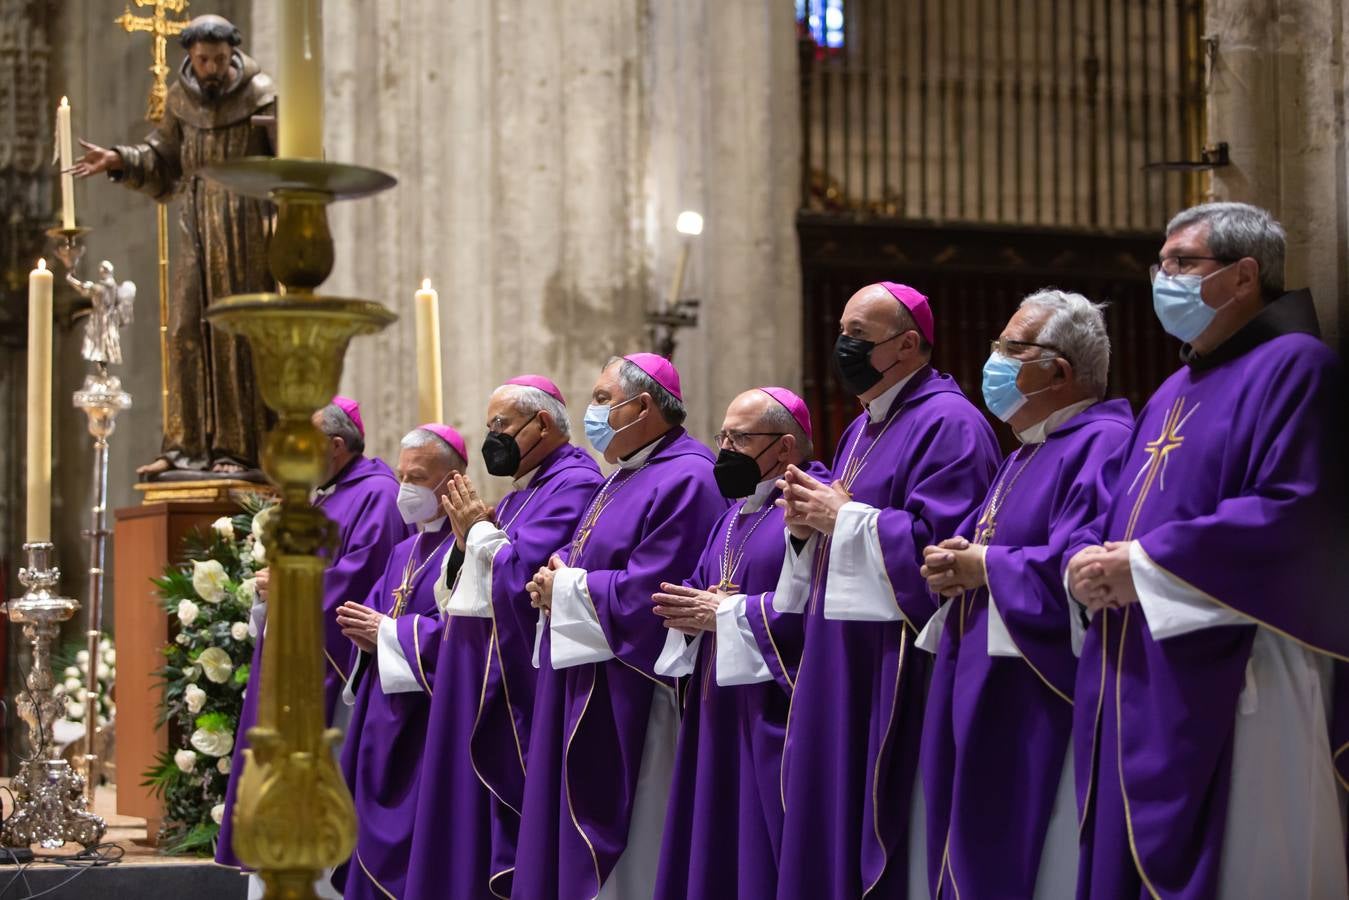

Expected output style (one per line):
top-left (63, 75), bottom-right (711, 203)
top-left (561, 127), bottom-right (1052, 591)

top-left (440, 472), bottom-right (494, 550)
top-left (775, 464), bottom-right (851, 539)
top-left (1065, 541), bottom-right (1138, 612)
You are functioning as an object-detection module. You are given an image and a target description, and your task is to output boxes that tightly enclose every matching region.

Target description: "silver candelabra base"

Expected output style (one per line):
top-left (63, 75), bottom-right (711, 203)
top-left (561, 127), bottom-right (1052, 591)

top-left (2, 543), bottom-right (105, 848)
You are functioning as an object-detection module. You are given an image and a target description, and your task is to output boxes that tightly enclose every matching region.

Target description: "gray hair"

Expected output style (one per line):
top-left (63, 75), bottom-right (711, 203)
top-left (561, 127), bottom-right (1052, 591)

top-left (605, 356), bottom-right (687, 427)
top-left (316, 402), bottom-right (364, 454)
top-left (399, 427), bottom-right (465, 469)
top-left (757, 397), bottom-right (814, 461)
top-left (1019, 288), bottom-right (1111, 398)
top-left (1165, 202), bottom-right (1286, 296)
top-left (491, 384), bottom-right (571, 438)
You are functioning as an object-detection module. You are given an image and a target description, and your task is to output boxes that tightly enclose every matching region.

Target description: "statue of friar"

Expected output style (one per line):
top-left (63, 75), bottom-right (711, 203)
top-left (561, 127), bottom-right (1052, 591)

top-left (72, 14), bottom-right (274, 479)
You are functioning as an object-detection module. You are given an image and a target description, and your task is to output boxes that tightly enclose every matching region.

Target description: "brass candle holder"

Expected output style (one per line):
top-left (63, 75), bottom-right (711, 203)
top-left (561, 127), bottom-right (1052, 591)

top-left (201, 156), bottom-right (396, 899)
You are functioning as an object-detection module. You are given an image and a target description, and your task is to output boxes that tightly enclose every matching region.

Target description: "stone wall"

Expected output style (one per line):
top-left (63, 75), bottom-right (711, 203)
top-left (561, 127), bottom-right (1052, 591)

top-left (1208, 0), bottom-right (1348, 350)
top-left (247, 0), bottom-right (803, 485)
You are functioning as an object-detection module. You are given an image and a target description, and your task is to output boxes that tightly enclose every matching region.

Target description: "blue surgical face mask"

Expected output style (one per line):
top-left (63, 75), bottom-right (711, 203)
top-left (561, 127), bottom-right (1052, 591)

top-left (981, 353), bottom-right (1054, 422)
top-left (1152, 266), bottom-right (1236, 343)
top-left (583, 395), bottom-right (640, 454)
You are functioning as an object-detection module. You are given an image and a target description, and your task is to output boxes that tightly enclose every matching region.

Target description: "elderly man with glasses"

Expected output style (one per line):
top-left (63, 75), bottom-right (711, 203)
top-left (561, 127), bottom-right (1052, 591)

top-left (1065, 202), bottom-right (1349, 898)
top-left (918, 290), bottom-right (1133, 899)
top-left (650, 387), bottom-right (830, 900)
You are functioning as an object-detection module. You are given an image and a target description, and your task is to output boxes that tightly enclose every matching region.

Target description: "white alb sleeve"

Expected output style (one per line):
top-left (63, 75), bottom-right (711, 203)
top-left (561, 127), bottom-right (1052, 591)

top-left (823, 502), bottom-right (906, 623)
top-left (548, 566), bottom-right (616, 668)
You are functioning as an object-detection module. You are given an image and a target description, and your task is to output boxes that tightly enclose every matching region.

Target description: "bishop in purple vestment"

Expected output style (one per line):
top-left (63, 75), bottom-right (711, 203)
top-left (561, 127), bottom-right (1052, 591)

top-left (918, 291), bottom-right (1133, 899)
top-left (403, 377), bottom-right (602, 899)
top-left (216, 397), bottom-right (408, 873)
top-left (330, 424), bottom-right (469, 900)
top-left (776, 283), bottom-right (999, 899)
top-left (517, 354), bottom-right (728, 900)
top-left (1067, 203), bottom-right (1349, 899)
top-left (651, 387), bottom-right (830, 900)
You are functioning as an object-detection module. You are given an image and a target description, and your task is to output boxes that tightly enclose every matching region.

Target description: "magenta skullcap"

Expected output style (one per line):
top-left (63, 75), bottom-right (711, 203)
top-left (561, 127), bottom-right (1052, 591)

top-left (332, 395), bottom-right (364, 436)
top-left (505, 374), bottom-right (566, 405)
top-left (623, 352), bottom-right (682, 401)
top-left (880, 282), bottom-right (935, 345)
top-left (758, 386), bottom-right (813, 442)
top-left (417, 423), bottom-right (468, 463)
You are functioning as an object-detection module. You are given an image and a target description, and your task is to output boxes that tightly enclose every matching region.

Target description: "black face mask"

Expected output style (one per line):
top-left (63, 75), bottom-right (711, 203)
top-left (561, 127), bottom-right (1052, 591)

top-left (833, 331), bottom-right (904, 396)
top-left (481, 411), bottom-right (541, 477)
top-left (713, 435), bottom-right (784, 499)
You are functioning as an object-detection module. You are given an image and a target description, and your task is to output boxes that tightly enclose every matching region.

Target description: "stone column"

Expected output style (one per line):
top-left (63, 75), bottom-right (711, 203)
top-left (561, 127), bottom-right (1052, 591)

top-left (251, 0), bottom-right (801, 473)
top-left (1208, 0), bottom-right (1349, 350)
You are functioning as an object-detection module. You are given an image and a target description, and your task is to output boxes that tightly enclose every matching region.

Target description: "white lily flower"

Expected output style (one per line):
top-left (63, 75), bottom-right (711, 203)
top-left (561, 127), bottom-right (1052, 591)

top-left (191, 559), bottom-right (230, 605)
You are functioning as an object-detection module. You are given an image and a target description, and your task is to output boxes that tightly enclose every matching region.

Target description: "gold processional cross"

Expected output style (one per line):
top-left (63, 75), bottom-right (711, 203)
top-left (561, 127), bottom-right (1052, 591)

top-left (115, 0), bottom-right (190, 431)
top-left (116, 0), bottom-right (191, 122)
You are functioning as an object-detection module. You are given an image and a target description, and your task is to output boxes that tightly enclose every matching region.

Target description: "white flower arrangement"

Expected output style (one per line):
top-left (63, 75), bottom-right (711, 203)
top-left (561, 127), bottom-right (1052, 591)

top-left (191, 560), bottom-right (230, 605)
top-left (189, 726), bottom-right (234, 758)
top-left (230, 621), bottom-right (250, 642)
top-left (184, 684), bottom-right (207, 714)
top-left (197, 647), bottom-right (234, 684)
top-left (174, 749), bottom-right (198, 772)
top-left (177, 598), bottom-right (200, 626)
top-left (211, 517), bottom-right (235, 540)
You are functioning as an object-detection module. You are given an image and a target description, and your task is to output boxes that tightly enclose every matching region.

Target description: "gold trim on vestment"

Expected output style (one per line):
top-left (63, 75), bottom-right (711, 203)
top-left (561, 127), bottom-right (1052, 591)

top-left (1134, 543), bottom-right (1349, 664)
top-left (488, 867), bottom-right (515, 900)
top-left (982, 565), bottom-right (1073, 706)
top-left (758, 592), bottom-right (795, 692)
top-left (325, 648), bottom-right (349, 683)
top-left (356, 848), bottom-right (399, 900)
top-left (862, 625), bottom-right (908, 898)
top-left (1116, 607), bottom-right (1163, 900)
top-left (1078, 611), bottom-right (1109, 837)
top-left (936, 831), bottom-right (962, 900)
top-left (412, 615), bottom-right (433, 696)
top-left (470, 629), bottom-right (522, 817)
top-left (563, 668), bottom-right (603, 900)
top-left (1333, 742), bottom-right (1349, 793)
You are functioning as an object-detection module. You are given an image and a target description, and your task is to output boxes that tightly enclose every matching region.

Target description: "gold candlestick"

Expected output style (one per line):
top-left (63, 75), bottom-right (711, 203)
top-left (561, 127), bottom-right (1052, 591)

top-left (201, 155), bottom-right (394, 899)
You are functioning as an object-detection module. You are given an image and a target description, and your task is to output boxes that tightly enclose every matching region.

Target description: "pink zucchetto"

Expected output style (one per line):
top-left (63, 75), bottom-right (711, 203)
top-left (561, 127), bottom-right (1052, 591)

top-left (417, 423), bottom-right (468, 463)
top-left (623, 352), bottom-right (682, 401)
top-left (332, 396), bottom-right (364, 436)
top-left (880, 282), bottom-right (935, 345)
top-left (505, 375), bottom-right (566, 405)
top-left (758, 386), bottom-right (813, 442)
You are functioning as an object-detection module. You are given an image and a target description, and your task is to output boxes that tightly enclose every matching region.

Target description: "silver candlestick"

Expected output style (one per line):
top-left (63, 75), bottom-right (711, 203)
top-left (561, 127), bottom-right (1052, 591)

top-left (73, 369), bottom-right (131, 805)
top-left (2, 543), bottom-right (105, 848)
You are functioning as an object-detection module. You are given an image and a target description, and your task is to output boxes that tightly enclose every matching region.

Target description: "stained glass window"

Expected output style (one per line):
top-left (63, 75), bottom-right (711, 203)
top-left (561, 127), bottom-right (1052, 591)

top-left (796, 0), bottom-right (845, 50)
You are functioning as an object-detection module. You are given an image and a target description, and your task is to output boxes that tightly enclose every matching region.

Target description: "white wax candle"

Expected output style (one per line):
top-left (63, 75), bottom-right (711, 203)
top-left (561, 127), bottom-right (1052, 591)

top-left (58, 97), bottom-right (75, 229)
top-left (278, 0), bottom-right (325, 159)
top-left (27, 260), bottom-right (53, 542)
top-left (414, 279), bottom-right (444, 424)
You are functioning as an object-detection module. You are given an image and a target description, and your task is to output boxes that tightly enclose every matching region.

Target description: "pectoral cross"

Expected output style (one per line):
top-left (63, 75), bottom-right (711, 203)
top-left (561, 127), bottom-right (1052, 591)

top-left (390, 583), bottom-right (412, 618)
top-left (714, 576), bottom-right (740, 593)
top-left (972, 506), bottom-right (996, 546)
top-left (115, 0), bottom-right (191, 124)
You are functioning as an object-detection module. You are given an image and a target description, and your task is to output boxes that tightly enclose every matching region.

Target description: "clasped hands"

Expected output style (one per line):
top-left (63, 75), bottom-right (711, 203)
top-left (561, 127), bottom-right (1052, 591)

top-left (1065, 541), bottom-right (1138, 612)
top-left (439, 472), bottom-right (494, 549)
top-left (526, 555), bottom-right (565, 614)
top-left (920, 537), bottom-right (987, 598)
top-left (336, 600), bottom-right (383, 653)
top-left (775, 465), bottom-right (852, 540)
top-left (651, 583), bottom-right (728, 635)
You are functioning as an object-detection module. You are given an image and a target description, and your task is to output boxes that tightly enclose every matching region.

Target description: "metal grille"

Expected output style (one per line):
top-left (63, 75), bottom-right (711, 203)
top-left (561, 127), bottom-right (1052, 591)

top-left (799, 0), bottom-right (1208, 231)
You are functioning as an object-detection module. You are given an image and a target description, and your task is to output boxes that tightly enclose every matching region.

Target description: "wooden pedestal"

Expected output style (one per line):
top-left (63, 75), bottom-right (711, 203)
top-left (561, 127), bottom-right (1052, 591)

top-left (111, 499), bottom-right (239, 839)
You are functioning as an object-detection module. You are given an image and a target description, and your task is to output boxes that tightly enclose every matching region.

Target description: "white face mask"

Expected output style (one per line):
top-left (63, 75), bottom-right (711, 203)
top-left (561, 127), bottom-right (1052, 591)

top-left (396, 471), bottom-right (449, 525)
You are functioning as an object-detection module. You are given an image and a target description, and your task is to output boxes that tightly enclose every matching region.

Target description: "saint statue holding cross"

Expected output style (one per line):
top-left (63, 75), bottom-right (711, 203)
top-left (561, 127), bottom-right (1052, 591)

top-left (72, 13), bottom-right (275, 478)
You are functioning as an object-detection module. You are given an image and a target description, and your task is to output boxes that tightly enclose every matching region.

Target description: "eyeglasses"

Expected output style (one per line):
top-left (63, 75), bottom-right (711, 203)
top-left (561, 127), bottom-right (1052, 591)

top-left (713, 430), bottom-right (786, 451)
top-left (1152, 255), bottom-right (1236, 279)
top-left (989, 338), bottom-right (1065, 361)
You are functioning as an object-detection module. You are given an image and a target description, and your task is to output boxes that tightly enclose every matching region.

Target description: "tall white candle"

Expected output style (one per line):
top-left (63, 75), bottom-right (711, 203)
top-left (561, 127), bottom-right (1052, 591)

top-left (27, 259), bottom-right (53, 542)
top-left (278, 0), bottom-right (325, 159)
top-left (58, 97), bottom-right (75, 229)
top-left (414, 279), bottom-right (444, 424)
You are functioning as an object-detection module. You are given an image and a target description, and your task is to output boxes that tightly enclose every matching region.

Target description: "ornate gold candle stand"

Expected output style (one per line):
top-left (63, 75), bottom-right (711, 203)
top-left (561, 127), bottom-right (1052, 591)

top-left (200, 157), bottom-right (395, 899)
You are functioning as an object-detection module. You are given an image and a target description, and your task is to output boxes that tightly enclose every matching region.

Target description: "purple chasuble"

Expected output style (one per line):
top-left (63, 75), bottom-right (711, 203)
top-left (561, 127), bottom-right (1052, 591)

top-left (216, 454), bottom-right (407, 869)
top-left (513, 428), bottom-right (729, 900)
top-left (778, 366), bottom-right (999, 900)
top-left (654, 459), bottom-right (832, 900)
top-left (404, 444), bottom-right (602, 900)
top-left (331, 526), bottom-right (463, 900)
top-left (920, 399), bottom-right (1132, 899)
top-left (1069, 291), bottom-right (1349, 899)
